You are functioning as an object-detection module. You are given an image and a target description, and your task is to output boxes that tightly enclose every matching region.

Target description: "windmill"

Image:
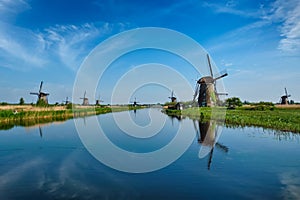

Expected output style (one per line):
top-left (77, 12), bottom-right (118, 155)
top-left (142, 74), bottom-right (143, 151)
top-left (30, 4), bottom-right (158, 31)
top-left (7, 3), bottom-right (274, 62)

top-left (193, 54), bottom-right (228, 107)
top-left (63, 97), bottom-right (70, 105)
top-left (130, 97), bottom-right (140, 107)
top-left (30, 81), bottom-right (49, 104)
top-left (80, 91), bottom-right (89, 105)
top-left (280, 87), bottom-right (291, 105)
top-left (168, 90), bottom-right (177, 103)
top-left (95, 94), bottom-right (104, 106)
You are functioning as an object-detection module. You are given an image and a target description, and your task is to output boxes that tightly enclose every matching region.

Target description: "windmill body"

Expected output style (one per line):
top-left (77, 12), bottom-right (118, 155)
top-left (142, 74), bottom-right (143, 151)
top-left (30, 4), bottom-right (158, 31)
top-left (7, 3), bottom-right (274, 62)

top-left (280, 88), bottom-right (291, 105)
top-left (80, 91), bottom-right (89, 105)
top-left (193, 54), bottom-right (228, 107)
top-left (30, 81), bottom-right (49, 104)
top-left (168, 91), bottom-right (177, 103)
top-left (130, 97), bottom-right (140, 107)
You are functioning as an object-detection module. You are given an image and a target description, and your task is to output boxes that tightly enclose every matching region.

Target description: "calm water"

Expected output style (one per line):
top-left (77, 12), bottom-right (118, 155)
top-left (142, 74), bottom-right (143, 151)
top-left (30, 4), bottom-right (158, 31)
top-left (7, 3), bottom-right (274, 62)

top-left (0, 108), bottom-right (300, 199)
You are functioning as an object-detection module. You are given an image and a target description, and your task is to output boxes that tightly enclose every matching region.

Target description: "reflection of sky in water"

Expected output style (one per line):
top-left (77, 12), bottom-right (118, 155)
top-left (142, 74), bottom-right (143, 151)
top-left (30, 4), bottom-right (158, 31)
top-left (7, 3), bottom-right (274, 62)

top-left (0, 109), bottom-right (299, 199)
top-left (99, 109), bottom-right (179, 153)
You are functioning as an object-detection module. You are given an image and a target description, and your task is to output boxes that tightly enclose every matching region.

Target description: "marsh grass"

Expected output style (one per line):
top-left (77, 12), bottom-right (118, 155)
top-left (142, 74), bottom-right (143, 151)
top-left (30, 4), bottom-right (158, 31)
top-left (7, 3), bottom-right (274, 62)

top-left (164, 106), bottom-right (300, 133)
top-left (0, 106), bottom-right (144, 130)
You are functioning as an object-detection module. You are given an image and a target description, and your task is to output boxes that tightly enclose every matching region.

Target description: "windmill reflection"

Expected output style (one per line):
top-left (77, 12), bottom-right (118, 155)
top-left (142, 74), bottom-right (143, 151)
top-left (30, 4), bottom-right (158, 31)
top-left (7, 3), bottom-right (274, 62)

top-left (39, 126), bottom-right (43, 138)
top-left (193, 118), bottom-right (228, 170)
top-left (169, 115), bottom-right (184, 126)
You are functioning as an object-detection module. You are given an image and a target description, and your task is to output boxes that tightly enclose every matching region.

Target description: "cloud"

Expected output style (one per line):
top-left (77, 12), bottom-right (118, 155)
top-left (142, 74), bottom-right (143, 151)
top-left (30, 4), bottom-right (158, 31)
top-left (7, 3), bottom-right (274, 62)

top-left (280, 171), bottom-right (300, 199)
top-left (0, 20), bottom-right (130, 71)
top-left (36, 22), bottom-right (130, 71)
top-left (0, 0), bottom-right (30, 21)
top-left (201, 0), bottom-right (263, 18)
top-left (275, 1), bottom-right (300, 52)
top-left (0, 22), bottom-right (47, 70)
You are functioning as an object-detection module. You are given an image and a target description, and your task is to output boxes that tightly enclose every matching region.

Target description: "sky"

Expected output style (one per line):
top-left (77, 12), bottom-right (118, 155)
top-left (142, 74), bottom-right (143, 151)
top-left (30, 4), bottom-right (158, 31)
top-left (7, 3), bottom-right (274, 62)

top-left (0, 0), bottom-right (299, 104)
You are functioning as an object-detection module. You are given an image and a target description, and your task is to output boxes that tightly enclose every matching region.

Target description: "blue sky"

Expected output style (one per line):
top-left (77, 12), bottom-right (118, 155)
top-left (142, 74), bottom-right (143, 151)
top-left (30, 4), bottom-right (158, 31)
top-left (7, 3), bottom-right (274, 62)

top-left (0, 0), bottom-right (299, 104)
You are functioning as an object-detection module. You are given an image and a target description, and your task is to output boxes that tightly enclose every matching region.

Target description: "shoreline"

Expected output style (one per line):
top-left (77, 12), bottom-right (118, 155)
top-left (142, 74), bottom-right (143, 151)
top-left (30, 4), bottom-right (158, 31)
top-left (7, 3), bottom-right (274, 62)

top-left (163, 105), bottom-right (300, 133)
top-left (0, 105), bottom-right (145, 130)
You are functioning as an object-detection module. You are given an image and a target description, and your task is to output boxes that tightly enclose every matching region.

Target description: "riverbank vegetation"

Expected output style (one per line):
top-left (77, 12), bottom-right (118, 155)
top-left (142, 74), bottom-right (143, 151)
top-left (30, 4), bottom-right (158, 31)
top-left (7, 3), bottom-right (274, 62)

top-left (164, 105), bottom-right (300, 133)
top-left (0, 105), bottom-right (144, 130)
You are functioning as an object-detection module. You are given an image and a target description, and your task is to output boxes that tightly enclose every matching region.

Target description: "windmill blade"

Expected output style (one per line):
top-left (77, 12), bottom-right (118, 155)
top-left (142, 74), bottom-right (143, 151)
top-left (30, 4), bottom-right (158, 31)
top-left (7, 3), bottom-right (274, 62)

top-left (215, 142), bottom-right (229, 153)
top-left (193, 83), bottom-right (199, 102)
top-left (192, 120), bottom-right (200, 140)
top-left (39, 81), bottom-right (43, 93)
top-left (30, 92), bottom-right (39, 95)
top-left (213, 73), bottom-right (228, 82)
top-left (207, 54), bottom-right (213, 77)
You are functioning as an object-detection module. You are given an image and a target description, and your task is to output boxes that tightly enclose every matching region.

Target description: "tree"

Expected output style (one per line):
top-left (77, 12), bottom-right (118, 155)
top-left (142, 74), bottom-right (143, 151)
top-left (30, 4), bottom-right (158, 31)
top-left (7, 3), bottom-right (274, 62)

top-left (19, 97), bottom-right (25, 105)
top-left (226, 97), bottom-right (242, 108)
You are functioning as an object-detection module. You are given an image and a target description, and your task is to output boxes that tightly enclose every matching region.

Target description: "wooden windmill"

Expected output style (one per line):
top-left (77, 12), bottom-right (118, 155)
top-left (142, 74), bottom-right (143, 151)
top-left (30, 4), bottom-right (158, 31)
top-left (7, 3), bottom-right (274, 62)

top-left (280, 87), bottom-right (291, 105)
top-left (80, 91), bottom-right (89, 105)
top-left (95, 94), bottom-right (104, 106)
top-left (168, 90), bottom-right (177, 103)
top-left (193, 54), bottom-right (228, 107)
top-left (130, 97), bottom-right (140, 107)
top-left (30, 81), bottom-right (49, 104)
top-left (63, 97), bottom-right (70, 105)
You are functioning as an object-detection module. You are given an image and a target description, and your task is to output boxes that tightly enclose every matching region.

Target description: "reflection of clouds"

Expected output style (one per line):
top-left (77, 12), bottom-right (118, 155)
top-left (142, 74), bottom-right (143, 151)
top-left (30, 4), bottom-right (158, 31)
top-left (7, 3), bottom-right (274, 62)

top-left (0, 150), bottom-right (138, 199)
top-left (280, 171), bottom-right (300, 199)
top-left (0, 157), bottom-right (45, 199)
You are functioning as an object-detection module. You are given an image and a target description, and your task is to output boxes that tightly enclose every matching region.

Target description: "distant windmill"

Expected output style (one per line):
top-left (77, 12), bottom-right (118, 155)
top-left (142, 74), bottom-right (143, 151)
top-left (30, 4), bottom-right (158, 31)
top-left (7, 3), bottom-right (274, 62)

top-left (63, 97), bottom-right (70, 105)
top-left (280, 87), bottom-right (291, 105)
top-left (130, 97), bottom-right (140, 107)
top-left (193, 54), bottom-right (228, 107)
top-left (80, 91), bottom-right (89, 105)
top-left (30, 81), bottom-right (49, 104)
top-left (168, 90), bottom-right (177, 103)
top-left (95, 94), bottom-right (104, 106)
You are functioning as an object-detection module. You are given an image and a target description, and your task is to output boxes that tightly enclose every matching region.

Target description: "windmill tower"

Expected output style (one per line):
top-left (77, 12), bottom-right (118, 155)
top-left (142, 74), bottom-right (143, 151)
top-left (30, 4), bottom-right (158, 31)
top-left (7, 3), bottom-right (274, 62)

top-left (80, 91), bottom-right (89, 105)
top-left (168, 90), bottom-right (177, 103)
top-left (63, 97), bottom-right (70, 105)
top-left (30, 81), bottom-right (49, 104)
top-left (95, 94), bottom-right (104, 106)
top-left (130, 97), bottom-right (140, 107)
top-left (193, 54), bottom-right (228, 107)
top-left (280, 87), bottom-right (291, 105)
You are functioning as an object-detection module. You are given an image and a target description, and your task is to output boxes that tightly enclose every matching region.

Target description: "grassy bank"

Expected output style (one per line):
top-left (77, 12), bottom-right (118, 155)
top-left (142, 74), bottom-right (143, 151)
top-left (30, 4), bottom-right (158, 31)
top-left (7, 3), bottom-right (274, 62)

top-left (0, 105), bottom-right (144, 130)
top-left (164, 106), bottom-right (300, 133)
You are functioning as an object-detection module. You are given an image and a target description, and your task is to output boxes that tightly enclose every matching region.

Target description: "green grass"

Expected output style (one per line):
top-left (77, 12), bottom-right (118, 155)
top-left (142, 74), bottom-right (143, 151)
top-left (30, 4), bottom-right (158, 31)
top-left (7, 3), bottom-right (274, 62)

top-left (0, 106), bottom-right (145, 130)
top-left (163, 107), bottom-right (300, 133)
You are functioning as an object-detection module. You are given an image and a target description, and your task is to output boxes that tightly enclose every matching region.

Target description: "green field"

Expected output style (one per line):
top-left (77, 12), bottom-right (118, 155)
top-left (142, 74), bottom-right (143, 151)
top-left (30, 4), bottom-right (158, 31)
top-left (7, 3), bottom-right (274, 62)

top-left (164, 106), bottom-right (300, 133)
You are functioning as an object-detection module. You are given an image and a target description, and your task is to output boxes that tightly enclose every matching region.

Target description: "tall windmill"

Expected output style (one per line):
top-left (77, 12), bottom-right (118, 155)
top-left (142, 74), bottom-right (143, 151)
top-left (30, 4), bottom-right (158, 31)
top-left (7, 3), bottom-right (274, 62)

top-left (168, 90), bottom-right (177, 103)
top-left (193, 54), bottom-right (228, 107)
top-left (280, 87), bottom-right (291, 105)
top-left (80, 91), bottom-right (89, 105)
top-left (30, 81), bottom-right (49, 104)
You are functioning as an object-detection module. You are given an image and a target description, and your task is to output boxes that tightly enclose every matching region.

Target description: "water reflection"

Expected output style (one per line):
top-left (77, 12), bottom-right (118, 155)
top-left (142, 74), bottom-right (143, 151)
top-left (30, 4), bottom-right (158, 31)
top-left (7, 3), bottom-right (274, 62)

top-left (192, 119), bottom-right (229, 170)
top-left (0, 109), bottom-right (300, 199)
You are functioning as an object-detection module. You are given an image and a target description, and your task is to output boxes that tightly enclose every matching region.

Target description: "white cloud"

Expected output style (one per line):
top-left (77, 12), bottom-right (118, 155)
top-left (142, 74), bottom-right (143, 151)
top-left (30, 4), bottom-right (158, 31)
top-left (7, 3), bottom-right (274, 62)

top-left (40, 22), bottom-right (129, 71)
top-left (0, 23), bottom-right (47, 70)
top-left (0, 0), bottom-right (30, 20)
top-left (276, 2), bottom-right (300, 52)
top-left (201, 0), bottom-right (263, 18)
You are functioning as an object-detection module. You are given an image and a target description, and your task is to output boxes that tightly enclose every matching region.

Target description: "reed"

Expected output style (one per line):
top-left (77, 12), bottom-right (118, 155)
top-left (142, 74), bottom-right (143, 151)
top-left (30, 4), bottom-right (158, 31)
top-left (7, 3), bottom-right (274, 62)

top-left (164, 107), bottom-right (300, 133)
